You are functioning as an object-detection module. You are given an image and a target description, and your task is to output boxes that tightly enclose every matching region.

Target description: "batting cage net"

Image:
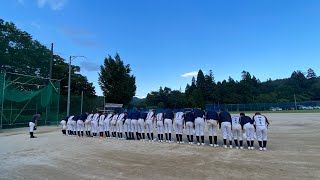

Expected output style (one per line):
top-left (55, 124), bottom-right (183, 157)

top-left (0, 72), bottom-right (60, 129)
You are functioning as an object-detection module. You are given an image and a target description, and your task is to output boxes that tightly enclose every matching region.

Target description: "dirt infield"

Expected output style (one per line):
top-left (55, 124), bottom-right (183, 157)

top-left (0, 113), bottom-right (320, 180)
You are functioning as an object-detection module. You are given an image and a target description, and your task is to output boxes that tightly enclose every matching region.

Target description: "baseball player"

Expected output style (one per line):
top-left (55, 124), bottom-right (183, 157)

top-left (117, 112), bottom-right (127, 139)
top-left (67, 115), bottom-right (74, 136)
top-left (174, 111), bottom-right (185, 144)
top-left (104, 112), bottom-right (114, 138)
top-left (185, 111), bottom-right (195, 144)
top-left (206, 110), bottom-right (219, 147)
top-left (98, 112), bottom-right (106, 138)
top-left (125, 111), bottom-right (133, 140)
top-left (232, 115), bottom-right (243, 149)
top-left (194, 108), bottom-right (205, 146)
top-left (111, 112), bottom-right (119, 139)
top-left (164, 109), bottom-right (174, 143)
top-left (253, 112), bottom-right (270, 151)
top-left (240, 113), bottom-right (255, 149)
top-left (77, 112), bottom-right (87, 137)
top-left (137, 112), bottom-right (147, 141)
top-left (29, 112), bottom-right (41, 138)
top-left (91, 111), bottom-right (100, 137)
top-left (156, 112), bottom-right (164, 142)
top-left (60, 116), bottom-right (68, 135)
top-left (71, 115), bottom-right (78, 136)
top-left (145, 110), bottom-right (156, 142)
top-left (85, 112), bottom-right (93, 137)
top-left (219, 111), bottom-right (233, 148)
top-left (131, 109), bottom-right (141, 140)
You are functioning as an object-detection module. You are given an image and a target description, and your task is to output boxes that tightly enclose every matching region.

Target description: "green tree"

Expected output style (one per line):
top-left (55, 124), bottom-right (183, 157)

top-left (99, 53), bottom-right (136, 105)
top-left (307, 68), bottom-right (317, 79)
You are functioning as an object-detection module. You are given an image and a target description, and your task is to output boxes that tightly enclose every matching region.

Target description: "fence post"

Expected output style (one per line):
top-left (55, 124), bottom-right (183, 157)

top-left (1, 73), bottom-right (6, 129)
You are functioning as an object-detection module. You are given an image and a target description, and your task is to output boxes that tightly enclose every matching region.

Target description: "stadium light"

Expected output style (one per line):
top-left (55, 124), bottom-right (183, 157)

top-left (67, 55), bottom-right (87, 116)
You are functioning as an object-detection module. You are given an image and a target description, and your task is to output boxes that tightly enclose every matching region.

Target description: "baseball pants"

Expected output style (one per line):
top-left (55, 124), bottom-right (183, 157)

top-left (84, 120), bottom-right (91, 131)
top-left (174, 120), bottom-right (183, 134)
top-left (91, 121), bottom-right (98, 133)
top-left (207, 119), bottom-right (218, 136)
top-left (221, 122), bottom-right (232, 141)
top-left (244, 123), bottom-right (255, 141)
top-left (77, 120), bottom-right (84, 131)
top-left (29, 122), bottom-right (35, 132)
top-left (103, 119), bottom-right (110, 132)
top-left (256, 126), bottom-right (268, 141)
top-left (131, 119), bottom-right (138, 133)
top-left (110, 120), bottom-right (117, 132)
top-left (186, 122), bottom-right (194, 135)
top-left (61, 120), bottom-right (67, 130)
top-left (98, 121), bottom-right (104, 132)
top-left (145, 120), bottom-right (153, 133)
top-left (67, 121), bottom-right (72, 131)
top-left (137, 119), bottom-right (145, 133)
top-left (125, 119), bottom-right (132, 133)
top-left (157, 121), bottom-right (164, 134)
top-left (164, 119), bottom-right (173, 133)
top-left (71, 120), bottom-right (77, 132)
top-left (232, 124), bottom-right (243, 140)
top-left (117, 120), bottom-right (124, 133)
top-left (195, 118), bottom-right (204, 136)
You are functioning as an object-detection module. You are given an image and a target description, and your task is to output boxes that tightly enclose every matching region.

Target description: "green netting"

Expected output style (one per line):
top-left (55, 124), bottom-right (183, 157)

top-left (0, 73), bottom-right (60, 129)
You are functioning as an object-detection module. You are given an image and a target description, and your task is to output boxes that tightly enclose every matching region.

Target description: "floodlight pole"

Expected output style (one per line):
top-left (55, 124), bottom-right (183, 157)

top-left (67, 56), bottom-right (87, 116)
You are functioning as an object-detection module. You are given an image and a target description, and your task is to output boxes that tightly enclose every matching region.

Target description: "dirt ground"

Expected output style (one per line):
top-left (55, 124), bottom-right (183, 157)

top-left (0, 113), bottom-right (319, 180)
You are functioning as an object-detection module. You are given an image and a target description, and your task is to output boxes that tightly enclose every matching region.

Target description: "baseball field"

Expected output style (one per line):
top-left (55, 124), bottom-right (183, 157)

top-left (0, 113), bottom-right (319, 180)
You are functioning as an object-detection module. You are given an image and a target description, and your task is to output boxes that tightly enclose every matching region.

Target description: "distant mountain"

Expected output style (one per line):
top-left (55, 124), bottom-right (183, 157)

top-left (132, 96), bottom-right (145, 102)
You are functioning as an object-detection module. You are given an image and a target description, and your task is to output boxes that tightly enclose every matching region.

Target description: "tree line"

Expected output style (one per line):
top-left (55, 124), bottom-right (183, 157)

top-left (138, 69), bottom-right (319, 109)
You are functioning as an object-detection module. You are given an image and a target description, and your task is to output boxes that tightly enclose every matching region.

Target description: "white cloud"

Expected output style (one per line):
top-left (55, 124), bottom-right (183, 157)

top-left (181, 71), bottom-right (198, 78)
top-left (37, 0), bottom-right (67, 10)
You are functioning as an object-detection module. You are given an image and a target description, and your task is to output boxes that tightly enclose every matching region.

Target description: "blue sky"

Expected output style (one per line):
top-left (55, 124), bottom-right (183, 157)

top-left (1, 0), bottom-right (320, 98)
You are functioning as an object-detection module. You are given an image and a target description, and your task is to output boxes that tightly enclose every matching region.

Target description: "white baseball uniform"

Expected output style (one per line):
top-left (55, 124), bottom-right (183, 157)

top-left (145, 111), bottom-right (155, 133)
top-left (254, 115), bottom-right (268, 141)
top-left (207, 119), bottom-right (218, 136)
top-left (77, 119), bottom-right (84, 131)
top-left (174, 112), bottom-right (184, 135)
top-left (137, 118), bottom-right (145, 133)
top-left (185, 121), bottom-right (194, 135)
top-left (117, 113), bottom-right (125, 133)
top-left (104, 114), bottom-right (112, 132)
top-left (67, 116), bottom-right (74, 131)
top-left (125, 118), bottom-right (132, 133)
top-left (60, 120), bottom-right (67, 130)
top-left (98, 114), bottom-right (106, 133)
top-left (156, 113), bottom-right (164, 134)
top-left (244, 122), bottom-right (255, 141)
top-left (232, 116), bottom-right (242, 140)
top-left (111, 114), bottom-right (118, 132)
top-left (131, 119), bottom-right (138, 133)
top-left (164, 118), bottom-right (173, 133)
top-left (71, 118), bottom-right (77, 132)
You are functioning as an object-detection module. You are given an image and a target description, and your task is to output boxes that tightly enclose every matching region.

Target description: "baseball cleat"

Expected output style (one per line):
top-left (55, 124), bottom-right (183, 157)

top-left (169, 141), bottom-right (172, 144)
top-left (209, 144), bottom-right (213, 147)
top-left (248, 147), bottom-right (251, 150)
top-left (181, 141), bottom-right (185, 144)
top-left (223, 145), bottom-right (227, 149)
top-left (251, 147), bottom-right (255, 150)
top-left (259, 147), bottom-right (263, 151)
top-left (166, 140), bottom-right (169, 143)
top-left (149, 140), bottom-right (152, 142)
top-left (201, 143), bottom-right (205, 146)
top-left (229, 145), bottom-right (233, 149)
top-left (197, 143), bottom-right (200, 146)
top-left (240, 146), bottom-right (244, 149)
top-left (236, 146), bottom-right (239, 149)
top-left (177, 141), bottom-right (180, 144)
top-left (263, 147), bottom-right (267, 151)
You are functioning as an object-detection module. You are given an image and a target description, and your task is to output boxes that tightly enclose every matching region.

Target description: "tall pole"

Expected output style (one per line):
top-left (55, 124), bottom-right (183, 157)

top-left (103, 96), bottom-right (106, 113)
top-left (1, 73), bottom-right (5, 129)
top-left (81, 91), bottom-right (83, 114)
top-left (294, 94), bottom-right (297, 110)
top-left (67, 56), bottom-right (72, 116)
top-left (49, 43), bottom-right (53, 79)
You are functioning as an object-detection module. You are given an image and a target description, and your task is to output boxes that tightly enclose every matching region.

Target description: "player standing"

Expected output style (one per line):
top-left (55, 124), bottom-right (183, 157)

top-left (185, 110), bottom-right (195, 144)
top-left (111, 112), bottom-right (119, 139)
top-left (71, 115), bottom-right (78, 136)
top-left (174, 111), bottom-right (185, 144)
top-left (91, 111), bottom-right (100, 137)
top-left (240, 113), bottom-right (255, 150)
top-left (137, 112), bottom-right (147, 141)
top-left (164, 109), bottom-right (174, 143)
top-left (156, 112), bottom-right (164, 142)
top-left (219, 111), bottom-right (233, 148)
top-left (117, 112), bottom-right (127, 139)
top-left (145, 110), bottom-right (156, 142)
top-left (67, 115), bottom-right (74, 136)
top-left (194, 108), bottom-right (205, 146)
top-left (29, 112), bottom-right (41, 138)
top-left (104, 112), bottom-right (114, 138)
top-left (253, 112), bottom-right (269, 151)
top-left (232, 115), bottom-right (243, 149)
top-left (77, 112), bottom-right (88, 137)
top-left (206, 110), bottom-right (219, 147)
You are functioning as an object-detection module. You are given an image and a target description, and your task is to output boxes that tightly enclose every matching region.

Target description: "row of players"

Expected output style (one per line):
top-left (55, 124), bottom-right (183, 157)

top-left (61, 109), bottom-right (270, 151)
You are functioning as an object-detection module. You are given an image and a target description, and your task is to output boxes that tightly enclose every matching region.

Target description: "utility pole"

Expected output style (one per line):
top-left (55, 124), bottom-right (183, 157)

top-left (46, 43), bottom-right (54, 125)
top-left (67, 56), bottom-right (72, 116)
top-left (81, 91), bottom-right (83, 114)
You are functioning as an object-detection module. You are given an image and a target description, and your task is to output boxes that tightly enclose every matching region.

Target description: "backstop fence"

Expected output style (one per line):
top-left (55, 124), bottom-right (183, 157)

top-left (0, 72), bottom-right (60, 129)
